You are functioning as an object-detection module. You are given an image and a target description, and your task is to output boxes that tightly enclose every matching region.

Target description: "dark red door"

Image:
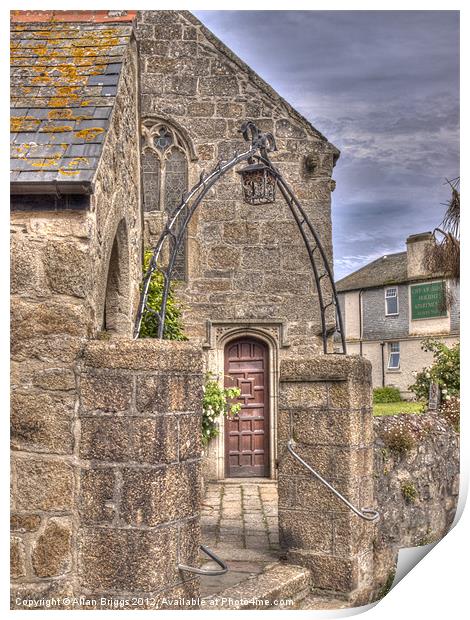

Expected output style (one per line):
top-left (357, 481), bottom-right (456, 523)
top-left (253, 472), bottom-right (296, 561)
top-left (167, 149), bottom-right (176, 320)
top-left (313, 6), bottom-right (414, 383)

top-left (225, 338), bottom-right (269, 478)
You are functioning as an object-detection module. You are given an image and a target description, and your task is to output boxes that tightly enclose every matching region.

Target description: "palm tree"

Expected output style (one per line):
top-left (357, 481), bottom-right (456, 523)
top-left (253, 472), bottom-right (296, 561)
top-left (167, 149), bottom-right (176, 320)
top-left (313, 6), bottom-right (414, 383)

top-left (424, 177), bottom-right (460, 283)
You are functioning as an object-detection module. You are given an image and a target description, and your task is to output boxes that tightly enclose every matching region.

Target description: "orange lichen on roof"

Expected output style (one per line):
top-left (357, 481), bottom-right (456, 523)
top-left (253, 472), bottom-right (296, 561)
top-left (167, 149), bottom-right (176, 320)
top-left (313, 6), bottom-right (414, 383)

top-left (40, 64), bottom-right (102, 78)
top-left (72, 35), bottom-right (121, 48)
top-left (75, 127), bottom-right (105, 141)
top-left (31, 157), bottom-right (61, 168)
top-left (11, 19), bottom-right (132, 187)
top-left (10, 117), bottom-right (41, 132)
top-left (47, 109), bottom-right (74, 120)
top-left (32, 149), bottom-right (65, 160)
top-left (66, 157), bottom-right (89, 168)
top-left (57, 168), bottom-right (80, 176)
top-left (39, 124), bottom-right (74, 133)
top-left (31, 74), bottom-right (89, 87)
top-left (48, 97), bottom-right (75, 108)
top-left (11, 144), bottom-right (31, 157)
top-left (47, 108), bottom-right (93, 121)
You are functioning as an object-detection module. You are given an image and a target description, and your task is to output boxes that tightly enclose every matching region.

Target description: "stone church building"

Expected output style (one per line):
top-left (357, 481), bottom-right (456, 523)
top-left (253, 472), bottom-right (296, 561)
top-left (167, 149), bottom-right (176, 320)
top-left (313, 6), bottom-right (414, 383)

top-left (11, 9), bottom-right (339, 483)
top-left (10, 9), bottom-right (458, 610)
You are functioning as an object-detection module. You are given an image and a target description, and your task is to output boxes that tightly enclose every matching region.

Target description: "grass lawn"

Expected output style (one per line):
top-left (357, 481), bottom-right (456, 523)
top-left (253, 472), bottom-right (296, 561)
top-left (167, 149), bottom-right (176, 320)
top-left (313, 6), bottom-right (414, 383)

top-left (373, 401), bottom-right (424, 417)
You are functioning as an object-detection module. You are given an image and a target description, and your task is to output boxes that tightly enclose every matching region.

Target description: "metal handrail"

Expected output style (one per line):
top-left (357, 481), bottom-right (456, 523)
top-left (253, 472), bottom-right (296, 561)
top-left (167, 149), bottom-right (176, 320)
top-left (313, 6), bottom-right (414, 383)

top-left (178, 544), bottom-right (228, 576)
top-left (287, 439), bottom-right (379, 522)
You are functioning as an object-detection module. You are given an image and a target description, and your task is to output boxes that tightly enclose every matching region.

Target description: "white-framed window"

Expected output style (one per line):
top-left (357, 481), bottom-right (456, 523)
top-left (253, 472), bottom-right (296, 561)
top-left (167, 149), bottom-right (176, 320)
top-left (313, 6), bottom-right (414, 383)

top-left (385, 287), bottom-right (399, 316)
top-left (388, 342), bottom-right (400, 369)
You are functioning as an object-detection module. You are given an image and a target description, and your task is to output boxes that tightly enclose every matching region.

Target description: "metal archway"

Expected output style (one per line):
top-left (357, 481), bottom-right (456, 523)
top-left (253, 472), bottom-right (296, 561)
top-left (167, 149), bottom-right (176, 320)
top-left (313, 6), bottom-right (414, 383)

top-left (133, 121), bottom-right (346, 354)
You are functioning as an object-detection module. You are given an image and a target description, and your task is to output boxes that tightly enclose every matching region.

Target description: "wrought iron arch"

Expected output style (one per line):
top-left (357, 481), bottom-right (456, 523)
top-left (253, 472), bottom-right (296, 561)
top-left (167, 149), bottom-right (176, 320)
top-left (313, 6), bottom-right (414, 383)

top-left (134, 121), bottom-right (346, 354)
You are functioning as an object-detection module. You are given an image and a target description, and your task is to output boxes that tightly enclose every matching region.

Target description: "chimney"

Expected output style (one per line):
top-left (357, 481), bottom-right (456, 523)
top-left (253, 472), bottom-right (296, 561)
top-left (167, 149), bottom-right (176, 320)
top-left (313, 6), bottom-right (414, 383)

top-left (406, 232), bottom-right (436, 279)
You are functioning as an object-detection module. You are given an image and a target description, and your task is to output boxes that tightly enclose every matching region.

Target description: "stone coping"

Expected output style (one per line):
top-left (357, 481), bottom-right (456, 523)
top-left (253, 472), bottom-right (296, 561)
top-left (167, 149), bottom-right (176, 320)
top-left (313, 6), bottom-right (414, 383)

top-left (82, 338), bottom-right (203, 372)
top-left (280, 355), bottom-right (371, 383)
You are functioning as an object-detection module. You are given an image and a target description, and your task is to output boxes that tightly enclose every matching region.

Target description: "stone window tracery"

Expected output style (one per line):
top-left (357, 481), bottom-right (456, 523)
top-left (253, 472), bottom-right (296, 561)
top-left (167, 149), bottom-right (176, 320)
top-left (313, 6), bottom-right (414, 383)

top-left (141, 121), bottom-right (189, 280)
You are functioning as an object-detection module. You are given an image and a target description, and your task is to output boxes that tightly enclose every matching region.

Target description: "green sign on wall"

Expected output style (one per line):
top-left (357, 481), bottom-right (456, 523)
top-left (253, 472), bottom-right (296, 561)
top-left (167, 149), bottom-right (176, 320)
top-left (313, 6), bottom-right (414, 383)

top-left (410, 281), bottom-right (447, 320)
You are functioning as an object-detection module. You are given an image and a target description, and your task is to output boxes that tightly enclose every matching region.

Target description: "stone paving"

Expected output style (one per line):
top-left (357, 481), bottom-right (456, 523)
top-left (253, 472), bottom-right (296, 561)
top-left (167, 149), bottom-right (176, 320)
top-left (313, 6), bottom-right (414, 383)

top-left (199, 480), bottom-right (351, 610)
top-left (199, 480), bottom-right (280, 597)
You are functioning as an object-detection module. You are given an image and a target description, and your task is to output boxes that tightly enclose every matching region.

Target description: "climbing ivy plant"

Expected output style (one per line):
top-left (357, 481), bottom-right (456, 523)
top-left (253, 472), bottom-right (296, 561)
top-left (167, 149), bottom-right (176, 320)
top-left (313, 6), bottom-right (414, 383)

top-left (138, 250), bottom-right (187, 340)
top-left (202, 373), bottom-right (241, 446)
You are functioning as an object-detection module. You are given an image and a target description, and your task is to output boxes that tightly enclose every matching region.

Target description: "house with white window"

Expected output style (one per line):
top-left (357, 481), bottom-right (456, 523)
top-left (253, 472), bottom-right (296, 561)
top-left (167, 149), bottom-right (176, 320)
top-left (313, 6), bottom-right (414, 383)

top-left (336, 232), bottom-right (460, 397)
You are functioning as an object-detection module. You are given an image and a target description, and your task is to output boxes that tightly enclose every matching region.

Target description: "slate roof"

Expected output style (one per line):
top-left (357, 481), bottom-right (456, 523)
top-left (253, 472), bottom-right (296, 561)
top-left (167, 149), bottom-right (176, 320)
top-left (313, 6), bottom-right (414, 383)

top-left (10, 20), bottom-right (133, 194)
top-left (336, 252), bottom-right (408, 292)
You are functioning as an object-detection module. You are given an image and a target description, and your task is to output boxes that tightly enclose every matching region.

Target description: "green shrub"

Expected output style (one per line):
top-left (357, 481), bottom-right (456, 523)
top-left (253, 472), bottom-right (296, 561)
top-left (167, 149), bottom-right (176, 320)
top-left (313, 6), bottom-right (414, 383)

top-left (409, 338), bottom-right (459, 401)
top-left (202, 373), bottom-right (241, 446)
top-left (377, 412), bottom-right (437, 456)
top-left (373, 387), bottom-right (402, 403)
top-left (381, 426), bottom-right (416, 454)
top-left (138, 250), bottom-right (187, 340)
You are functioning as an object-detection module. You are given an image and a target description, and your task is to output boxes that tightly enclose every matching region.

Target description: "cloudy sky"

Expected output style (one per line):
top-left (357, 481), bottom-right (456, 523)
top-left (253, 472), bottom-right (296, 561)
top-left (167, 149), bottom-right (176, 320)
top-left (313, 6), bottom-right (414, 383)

top-left (194, 10), bottom-right (460, 280)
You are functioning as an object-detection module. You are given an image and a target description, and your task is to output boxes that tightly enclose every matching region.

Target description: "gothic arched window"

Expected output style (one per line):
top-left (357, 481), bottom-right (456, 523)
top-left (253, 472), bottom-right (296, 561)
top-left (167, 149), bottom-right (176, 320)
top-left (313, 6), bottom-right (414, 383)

top-left (141, 121), bottom-right (189, 280)
top-left (142, 149), bottom-right (160, 213)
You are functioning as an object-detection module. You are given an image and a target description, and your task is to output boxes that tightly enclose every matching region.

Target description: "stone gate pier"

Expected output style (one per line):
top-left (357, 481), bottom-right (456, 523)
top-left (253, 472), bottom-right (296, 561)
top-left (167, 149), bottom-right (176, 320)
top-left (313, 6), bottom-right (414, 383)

top-left (77, 340), bottom-right (204, 606)
top-left (277, 355), bottom-right (377, 605)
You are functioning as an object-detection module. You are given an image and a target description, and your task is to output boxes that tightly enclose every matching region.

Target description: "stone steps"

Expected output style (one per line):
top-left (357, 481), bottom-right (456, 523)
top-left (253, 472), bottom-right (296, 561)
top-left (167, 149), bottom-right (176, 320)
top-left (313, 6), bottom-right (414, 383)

top-left (296, 594), bottom-right (351, 610)
top-left (201, 562), bottom-right (311, 610)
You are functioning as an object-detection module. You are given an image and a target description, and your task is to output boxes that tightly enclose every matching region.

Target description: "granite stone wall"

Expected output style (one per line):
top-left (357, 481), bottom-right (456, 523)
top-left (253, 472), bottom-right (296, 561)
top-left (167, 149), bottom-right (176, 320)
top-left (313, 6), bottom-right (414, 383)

top-left (11, 338), bottom-right (204, 609)
top-left (374, 413), bottom-right (459, 549)
top-left (450, 282), bottom-right (460, 334)
top-left (277, 355), bottom-right (378, 606)
top-left (11, 334), bottom-right (86, 608)
top-left (135, 9), bottom-right (339, 356)
top-left (370, 413), bottom-right (459, 597)
top-left (90, 36), bottom-right (142, 336)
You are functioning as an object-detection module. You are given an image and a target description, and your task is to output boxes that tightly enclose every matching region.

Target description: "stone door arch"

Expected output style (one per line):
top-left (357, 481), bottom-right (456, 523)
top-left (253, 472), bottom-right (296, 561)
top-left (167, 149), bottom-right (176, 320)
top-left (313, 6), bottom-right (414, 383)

top-left (101, 218), bottom-right (131, 335)
top-left (204, 323), bottom-right (282, 481)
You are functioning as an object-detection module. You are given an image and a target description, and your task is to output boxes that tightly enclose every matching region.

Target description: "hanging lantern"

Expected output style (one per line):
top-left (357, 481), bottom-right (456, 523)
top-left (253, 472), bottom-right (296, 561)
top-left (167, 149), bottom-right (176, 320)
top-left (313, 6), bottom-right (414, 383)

top-left (237, 162), bottom-right (276, 205)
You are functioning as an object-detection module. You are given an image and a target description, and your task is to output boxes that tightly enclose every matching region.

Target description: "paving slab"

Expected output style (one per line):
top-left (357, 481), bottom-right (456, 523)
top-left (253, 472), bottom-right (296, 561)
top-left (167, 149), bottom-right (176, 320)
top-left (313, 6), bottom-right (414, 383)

top-left (200, 480), bottom-right (280, 597)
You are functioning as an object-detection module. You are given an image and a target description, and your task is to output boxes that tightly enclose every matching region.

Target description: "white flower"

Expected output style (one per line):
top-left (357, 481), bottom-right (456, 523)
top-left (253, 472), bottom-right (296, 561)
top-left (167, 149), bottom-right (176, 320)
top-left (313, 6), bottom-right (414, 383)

top-left (425, 372), bottom-right (431, 378)
top-left (442, 389), bottom-right (448, 394)
top-left (445, 395), bottom-right (451, 400)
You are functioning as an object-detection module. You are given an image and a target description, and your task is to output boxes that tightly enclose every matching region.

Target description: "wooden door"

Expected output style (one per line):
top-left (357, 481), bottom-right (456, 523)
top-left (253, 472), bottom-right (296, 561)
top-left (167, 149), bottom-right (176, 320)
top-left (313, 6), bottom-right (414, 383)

top-left (225, 338), bottom-right (269, 478)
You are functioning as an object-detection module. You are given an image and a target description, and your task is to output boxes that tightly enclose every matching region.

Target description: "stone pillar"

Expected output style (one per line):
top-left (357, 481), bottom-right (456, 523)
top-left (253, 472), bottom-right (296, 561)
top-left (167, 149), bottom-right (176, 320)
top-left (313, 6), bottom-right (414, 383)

top-left (77, 339), bottom-right (204, 608)
top-left (278, 355), bottom-right (377, 605)
top-left (11, 334), bottom-right (85, 608)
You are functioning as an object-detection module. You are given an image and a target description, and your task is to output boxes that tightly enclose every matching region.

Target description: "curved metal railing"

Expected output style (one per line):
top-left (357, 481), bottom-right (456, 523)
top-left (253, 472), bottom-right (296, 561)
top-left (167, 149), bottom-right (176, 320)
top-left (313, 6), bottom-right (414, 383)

top-left (178, 544), bottom-right (228, 576)
top-left (287, 439), bottom-right (379, 522)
